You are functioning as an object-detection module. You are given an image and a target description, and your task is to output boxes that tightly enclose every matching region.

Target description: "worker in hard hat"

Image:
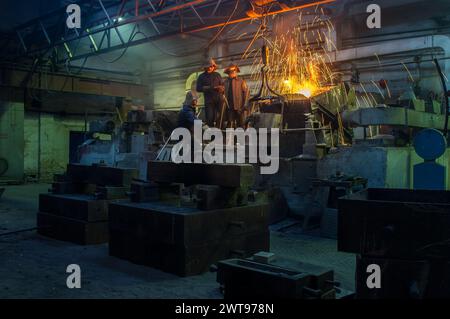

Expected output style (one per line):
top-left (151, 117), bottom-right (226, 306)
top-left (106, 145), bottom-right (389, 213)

top-left (196, 58), bottom-right (224, 127)
top-left (224, 63), bottom-right (250, 128)
top-left (178, 91), bottom-right (200, 133)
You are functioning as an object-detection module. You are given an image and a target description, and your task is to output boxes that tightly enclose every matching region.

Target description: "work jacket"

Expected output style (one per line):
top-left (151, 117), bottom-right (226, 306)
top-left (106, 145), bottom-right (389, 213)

top-left (178, 104), bottom-right (198, 131)
top-left (224, 77), bottom-right (250, 112)
top-left (196, 71), bottom-right (224, 105)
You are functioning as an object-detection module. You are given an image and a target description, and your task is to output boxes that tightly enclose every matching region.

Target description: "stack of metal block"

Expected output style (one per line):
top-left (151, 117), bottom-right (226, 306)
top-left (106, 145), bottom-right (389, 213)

top-left (37, 164), bottom-right (137, 245)
top-left (108, 161), bottom-right (270, 276)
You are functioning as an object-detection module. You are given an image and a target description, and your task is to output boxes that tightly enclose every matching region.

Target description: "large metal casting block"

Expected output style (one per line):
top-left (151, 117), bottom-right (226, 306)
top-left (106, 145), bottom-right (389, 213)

top-left (196, 185), bottom-right (248, 210)
top-left (50, 181), bottom-right (88, 194)
top-left (67, 164), bottom-right (138, 187)
top-left (147, 162), bottom-right (254, 188)
top-left (95, 186), bottom-right (129, 200)
top-left (39, 194), bottom-right (109, 222)
top-left (338, 188), bottom-right (450, 258)
top-left (109, 201), bottom-right (268, 244)
top-left (129, 181), bottom-right (159, 202)
top-left (37, 212), bottom-right (108, 245)
top-left (108, 201), bottom-right (269, 276)
top-left (110, 229), bottom-right (269, 277)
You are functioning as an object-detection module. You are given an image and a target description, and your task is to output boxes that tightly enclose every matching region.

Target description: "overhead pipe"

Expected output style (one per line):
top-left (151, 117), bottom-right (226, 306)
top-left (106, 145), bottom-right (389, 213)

top-left (328, 35), bottom-right (450, 76)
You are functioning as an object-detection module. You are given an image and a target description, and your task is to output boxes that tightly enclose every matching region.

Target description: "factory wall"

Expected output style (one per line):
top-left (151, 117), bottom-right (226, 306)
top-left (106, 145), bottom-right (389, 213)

top-left (24, 113), bottom-right (86, 182)
top-left (153, 79), bottom-right (187, 110)
top-left (0, 101), bottom-right (24, 182)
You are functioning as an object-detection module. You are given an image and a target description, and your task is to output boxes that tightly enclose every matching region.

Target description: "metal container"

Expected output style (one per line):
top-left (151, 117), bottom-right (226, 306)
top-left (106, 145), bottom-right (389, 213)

top-left (216, 257), bottom-right (335, 299)
top-left (338, 188), bottom-right (450, 258)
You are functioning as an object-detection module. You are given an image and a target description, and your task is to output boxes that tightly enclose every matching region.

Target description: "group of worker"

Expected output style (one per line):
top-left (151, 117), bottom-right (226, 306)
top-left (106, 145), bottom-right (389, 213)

top-left (178, 58), bottom-right (250, 132)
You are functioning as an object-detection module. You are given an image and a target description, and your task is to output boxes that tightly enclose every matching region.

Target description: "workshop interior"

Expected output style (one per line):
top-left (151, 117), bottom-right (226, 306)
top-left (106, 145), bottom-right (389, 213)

top-left (1, 0), bottom-right (450, 300)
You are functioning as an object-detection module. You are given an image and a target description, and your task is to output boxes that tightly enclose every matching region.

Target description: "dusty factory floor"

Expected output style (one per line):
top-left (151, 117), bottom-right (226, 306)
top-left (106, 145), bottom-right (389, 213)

top-left (0, 184), bottom-right (355, 299)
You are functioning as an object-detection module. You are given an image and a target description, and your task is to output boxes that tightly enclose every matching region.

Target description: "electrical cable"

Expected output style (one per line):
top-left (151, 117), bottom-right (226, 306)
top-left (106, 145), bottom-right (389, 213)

top-left (206, 0), bottom-right (240, 48)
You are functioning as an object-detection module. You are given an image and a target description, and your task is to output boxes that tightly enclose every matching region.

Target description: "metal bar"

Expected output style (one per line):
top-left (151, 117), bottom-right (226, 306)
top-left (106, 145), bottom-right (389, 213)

top-left (191, 5), bottom-right (205, 24)
top-left (128, 24), bottom-right (138, 42)
top-left (114, 27), bottom-right (125, 45)
top-left (98, 23), bottom-right (109, 49)
top-left (124, 0), bottom-right (206, 26)
top-left (98, 0), bottom-right (125, 44)
top-left (184, 0), bottom-right (336, 34)
top-left (434, 58), bottom-right (449, 136)
top-left (117, 0), bottom-right (128, 18)
top-left (60, 0), bottom-right (336, 62)
top-left (167, 10), bottom-right (177, 28)
top-left (16, 30), bottom-right (27, 52)
top-left (211, 0), bottom-right (222, 16)
top-left (179, 9), bottom-right (184, 33)
top-left (63, 41), bottom-right (73, 59)
top-left (73, 25), bottom-right (80, 37)
top-left (90, 0), bottom-right (207, 42)
top-left (98, 0), bottom-right (113, 24)
top-left (153, 15), bottom-right (231, 21)
top-left (146, 0), bottom-right (161, 33)
top-left (147, 0), bottom-right (157, 12)
top-left (39, 20), bottom-right (51, 44)
top-left (16, 0), bottom-right (335, 62)
top-left (148, 17), bottom-right (161, 34)
top-left (86, 28), bottom-right (99, 52)
top-left (147, 0), bottom-right (161, 34)
top-left (8, 0), bottom-right (211, 59)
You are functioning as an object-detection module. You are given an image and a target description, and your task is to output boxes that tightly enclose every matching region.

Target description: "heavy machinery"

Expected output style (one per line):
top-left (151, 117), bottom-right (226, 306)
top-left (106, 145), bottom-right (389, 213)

top-left (77, 108), bottom-right (178, 179)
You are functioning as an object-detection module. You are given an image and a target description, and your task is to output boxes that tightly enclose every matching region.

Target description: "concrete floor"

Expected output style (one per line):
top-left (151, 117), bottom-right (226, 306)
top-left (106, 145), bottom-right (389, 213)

top-left (0, 184), bottom-right (355, 299)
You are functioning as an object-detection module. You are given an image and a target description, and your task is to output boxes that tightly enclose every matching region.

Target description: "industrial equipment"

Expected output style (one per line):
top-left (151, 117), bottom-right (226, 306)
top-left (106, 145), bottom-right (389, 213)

top-left (215, 252), bottom-right (341, 299)
top-left (78, 109), bottom-right (178, 178)
top-left (338, 188), bottom-right (450, 298)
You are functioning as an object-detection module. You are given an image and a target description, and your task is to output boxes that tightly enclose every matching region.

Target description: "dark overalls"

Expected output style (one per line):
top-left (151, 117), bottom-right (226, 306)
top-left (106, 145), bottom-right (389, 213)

top-left (196, 71), bottom-right (224, 127)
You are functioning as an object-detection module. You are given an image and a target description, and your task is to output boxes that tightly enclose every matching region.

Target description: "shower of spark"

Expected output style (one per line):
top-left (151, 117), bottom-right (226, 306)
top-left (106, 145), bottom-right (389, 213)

top-left (247, 8), bottom-right (338, 99)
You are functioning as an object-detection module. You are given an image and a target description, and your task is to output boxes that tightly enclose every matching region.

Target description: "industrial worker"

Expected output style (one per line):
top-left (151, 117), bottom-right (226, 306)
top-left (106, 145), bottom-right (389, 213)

top-left (223, 63), bottom-right (250, 128)
top-left (178, 91), bottom-right (200, 133)
top-left (196, 58), bottom-right (224, 127)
